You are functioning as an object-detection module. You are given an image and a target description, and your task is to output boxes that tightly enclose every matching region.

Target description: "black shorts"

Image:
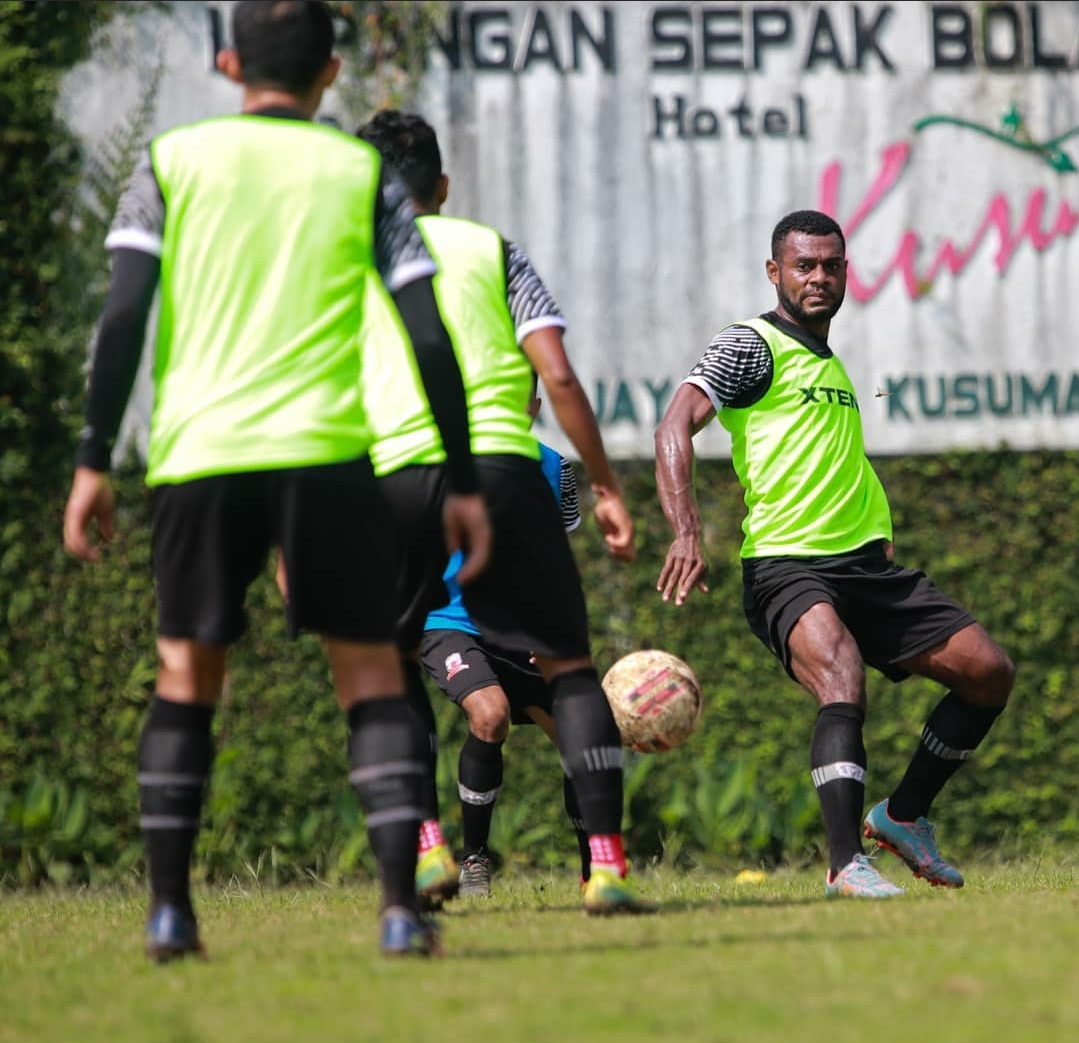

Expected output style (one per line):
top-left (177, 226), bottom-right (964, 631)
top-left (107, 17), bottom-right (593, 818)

top-left (151, 457), bottom-right (398, 645)
top-left (376, 464), bottom-right (454, 653)
top-left (462, 455), bottom-right (591, 660)
top-left (419, 628), bottom-right (552, 725)
top-left (742, 540), bottom-right (976, 682)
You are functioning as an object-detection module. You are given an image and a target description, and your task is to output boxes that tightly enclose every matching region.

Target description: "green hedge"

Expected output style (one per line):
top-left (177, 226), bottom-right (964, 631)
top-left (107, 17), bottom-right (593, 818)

top-left (4, 450), bottom-right (1078, 884)
top-left (5, 0), bottom-right (1077, 887)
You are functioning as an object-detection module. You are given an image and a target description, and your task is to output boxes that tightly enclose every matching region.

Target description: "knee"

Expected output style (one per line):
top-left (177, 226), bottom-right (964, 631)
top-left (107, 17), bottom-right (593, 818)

top-left (986, 649), bottom-right (1017, 707)
top-left (156, 638), bottom-right (227, 704)
top-left (465, 691), bottom-right (511, 742)
top-left (964, 646), bottom-right (1016, 708)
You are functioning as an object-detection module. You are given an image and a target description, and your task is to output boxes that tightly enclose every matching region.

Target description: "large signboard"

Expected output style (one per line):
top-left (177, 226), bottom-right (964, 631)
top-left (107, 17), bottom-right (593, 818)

top-left (417, 1), bottom-right (1079, 458)
top-left (62, 2), bottom-right (1079, 459)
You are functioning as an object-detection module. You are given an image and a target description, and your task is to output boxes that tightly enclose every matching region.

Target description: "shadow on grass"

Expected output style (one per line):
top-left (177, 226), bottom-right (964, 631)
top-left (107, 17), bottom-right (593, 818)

top-left (440, 920), bottom-right (884, 960)
top-left (436, 888), bottom-right (939, 917)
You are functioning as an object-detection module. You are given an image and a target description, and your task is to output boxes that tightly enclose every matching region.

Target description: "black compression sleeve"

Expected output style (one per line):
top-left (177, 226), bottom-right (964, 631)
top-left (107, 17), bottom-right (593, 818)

top-left (392, 276), bottom-right (478, 494)
top-left (75, 248), bottom-right (160, 471)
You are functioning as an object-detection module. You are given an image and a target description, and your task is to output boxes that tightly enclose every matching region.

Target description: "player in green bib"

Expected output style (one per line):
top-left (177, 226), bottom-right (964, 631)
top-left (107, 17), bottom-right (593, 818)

top-left (655, 209), bottom-right (1015, 898)
top-left (61, 1), bottom-right (490, 960)
top-left (357, 110), bottom-right (655, 916)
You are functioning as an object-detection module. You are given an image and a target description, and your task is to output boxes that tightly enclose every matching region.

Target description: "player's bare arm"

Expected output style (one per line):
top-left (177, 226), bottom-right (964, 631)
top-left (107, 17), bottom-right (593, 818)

top-left (655, 382), bottom-right (716, 605)
top-left (522, 325), bottom-right (635, 562)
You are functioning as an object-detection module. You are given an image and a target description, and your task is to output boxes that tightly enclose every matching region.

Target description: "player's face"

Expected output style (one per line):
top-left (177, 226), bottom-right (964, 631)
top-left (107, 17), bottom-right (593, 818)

top-left (768, 232), bottom-right (847, 328)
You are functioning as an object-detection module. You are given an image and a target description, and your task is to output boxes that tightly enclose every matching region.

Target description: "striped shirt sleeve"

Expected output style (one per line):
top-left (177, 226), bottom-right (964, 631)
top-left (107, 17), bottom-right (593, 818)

top-left (683, 323), bottom-right (774, 411)
top-left (503, 239), bottom-right (567, 343)
top-left (374, 170), bottom-right (437, 291)
top-left (104, 149), bottom-right (165, 256)
top-left (559, 457), bottom-right (582, 534)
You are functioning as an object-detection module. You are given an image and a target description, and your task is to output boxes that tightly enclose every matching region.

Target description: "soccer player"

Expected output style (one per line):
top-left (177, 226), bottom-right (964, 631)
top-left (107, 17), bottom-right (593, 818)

top-left (356, 109), bottom-right (655, 915)
top-left (420, 383), bottom-right (593, 898)
top-left (654, 209), bottom-right (1015, 898)
top-left (61, 1), bottom-right (489, 960)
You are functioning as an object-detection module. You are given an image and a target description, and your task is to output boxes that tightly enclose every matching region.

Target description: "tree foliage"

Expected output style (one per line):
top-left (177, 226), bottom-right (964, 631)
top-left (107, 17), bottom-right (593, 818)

top-left (330, 1), bottom-right (449, 116)
top-left (0, 1), bottom-right (120, 523)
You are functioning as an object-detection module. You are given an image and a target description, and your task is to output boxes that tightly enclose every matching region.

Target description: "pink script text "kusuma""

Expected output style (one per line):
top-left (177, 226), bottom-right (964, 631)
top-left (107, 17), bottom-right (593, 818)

top-left (821, 141), bottom-right (1079, 304)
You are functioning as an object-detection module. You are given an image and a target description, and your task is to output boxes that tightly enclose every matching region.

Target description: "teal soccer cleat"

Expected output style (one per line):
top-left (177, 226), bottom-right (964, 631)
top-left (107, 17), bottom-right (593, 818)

top-left (863, 799), bottom-right (965, 888)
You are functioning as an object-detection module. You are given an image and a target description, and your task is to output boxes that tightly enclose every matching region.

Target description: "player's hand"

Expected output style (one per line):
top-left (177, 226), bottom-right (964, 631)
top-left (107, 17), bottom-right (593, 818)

top-left (657, 534), bottom-right (710, 606)
top-left (443, 491), bottom-right (492, 585)
top-left (62, 467), bottom-right (115, 562)
top-left (592, 485), bottom-right (636, 562)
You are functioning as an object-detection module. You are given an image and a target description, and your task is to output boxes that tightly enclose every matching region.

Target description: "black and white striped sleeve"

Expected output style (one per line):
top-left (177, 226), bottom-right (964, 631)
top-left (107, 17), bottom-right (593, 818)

top-left (683, 324), bottom-right (773, 411)
top-left (503, 239), bottom-right (567, 343)
top-left (104, 149), bottom-right (165, 256)
top-left (559, 457), bottom-right (582, 534)
top-left (373, 169), bottom-right (437, 291)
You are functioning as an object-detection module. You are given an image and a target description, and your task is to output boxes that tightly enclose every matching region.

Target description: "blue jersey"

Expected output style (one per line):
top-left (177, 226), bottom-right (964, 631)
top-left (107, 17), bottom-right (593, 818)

top-left (424, 443), bottom-right (580, 634)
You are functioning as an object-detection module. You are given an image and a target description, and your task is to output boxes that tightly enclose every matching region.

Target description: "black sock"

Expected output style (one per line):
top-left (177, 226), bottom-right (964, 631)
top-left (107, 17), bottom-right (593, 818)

top-left (562, 773), bottom-right (591, 881)
top-left (888, 691), bottom-right (1004, 822)
top-left (347, 697), bottom-right (426, 911)
top-left (458, 732), bottom-right (503, 856)
top-left (810, 702), bottom-right (867, 875)
top-left (137, 695), bottom-right (214, 918)
top-left (403, 659), bottom-right (440, 822)
top-left (552, 668), bottom-right (624, 836)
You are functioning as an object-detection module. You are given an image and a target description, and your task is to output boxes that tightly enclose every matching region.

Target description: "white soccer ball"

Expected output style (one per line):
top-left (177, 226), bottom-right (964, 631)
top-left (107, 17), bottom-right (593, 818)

top-left (602, 649), bottom-right (703, 754)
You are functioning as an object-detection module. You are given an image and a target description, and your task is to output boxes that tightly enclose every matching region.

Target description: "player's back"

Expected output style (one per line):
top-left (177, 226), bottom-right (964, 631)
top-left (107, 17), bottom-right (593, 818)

top-left (146, 116), bottom-right (384, 484)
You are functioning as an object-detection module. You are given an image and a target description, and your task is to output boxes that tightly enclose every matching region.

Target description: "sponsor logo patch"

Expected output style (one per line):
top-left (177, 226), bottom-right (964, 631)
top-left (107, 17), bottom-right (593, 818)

top-left (445, 652), bottom-right (469, 681)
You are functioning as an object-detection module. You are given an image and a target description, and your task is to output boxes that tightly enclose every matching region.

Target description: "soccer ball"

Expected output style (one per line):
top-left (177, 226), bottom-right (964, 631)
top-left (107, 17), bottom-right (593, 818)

top-left (601, 649), bottom-right (703, 754)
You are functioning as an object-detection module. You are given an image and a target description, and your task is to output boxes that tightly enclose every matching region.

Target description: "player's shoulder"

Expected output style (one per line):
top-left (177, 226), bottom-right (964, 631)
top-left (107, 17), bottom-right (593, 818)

top-left (419, 214), bottom-right (504, 253)
top-left (709, 316), bottom-right (773, 351)
top-left (423, 213), bottom-right (501, 237)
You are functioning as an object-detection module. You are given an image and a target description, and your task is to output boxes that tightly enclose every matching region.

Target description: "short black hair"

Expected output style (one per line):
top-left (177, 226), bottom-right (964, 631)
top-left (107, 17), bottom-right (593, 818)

top-left (232, 1), bottom-right (334, 94)
top-left (356, 109), bottom-right (443, 205)
top-left (771, 210), bottom-right (846, 260)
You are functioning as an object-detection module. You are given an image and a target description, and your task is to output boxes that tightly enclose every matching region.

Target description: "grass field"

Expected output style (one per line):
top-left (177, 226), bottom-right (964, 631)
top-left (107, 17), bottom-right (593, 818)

top-left (2, 858), bottom-right (1077, 1043)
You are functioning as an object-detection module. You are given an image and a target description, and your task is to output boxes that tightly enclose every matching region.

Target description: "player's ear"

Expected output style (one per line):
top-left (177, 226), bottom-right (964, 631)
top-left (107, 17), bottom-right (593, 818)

top-left (765, 257), bottom-right (780, 287)
top-left (436, 173), bottom-right (449, 208)
top-left (320, 54), bottom-right (342, 90)
top-left (216, 47), bottom-right (243, 84)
